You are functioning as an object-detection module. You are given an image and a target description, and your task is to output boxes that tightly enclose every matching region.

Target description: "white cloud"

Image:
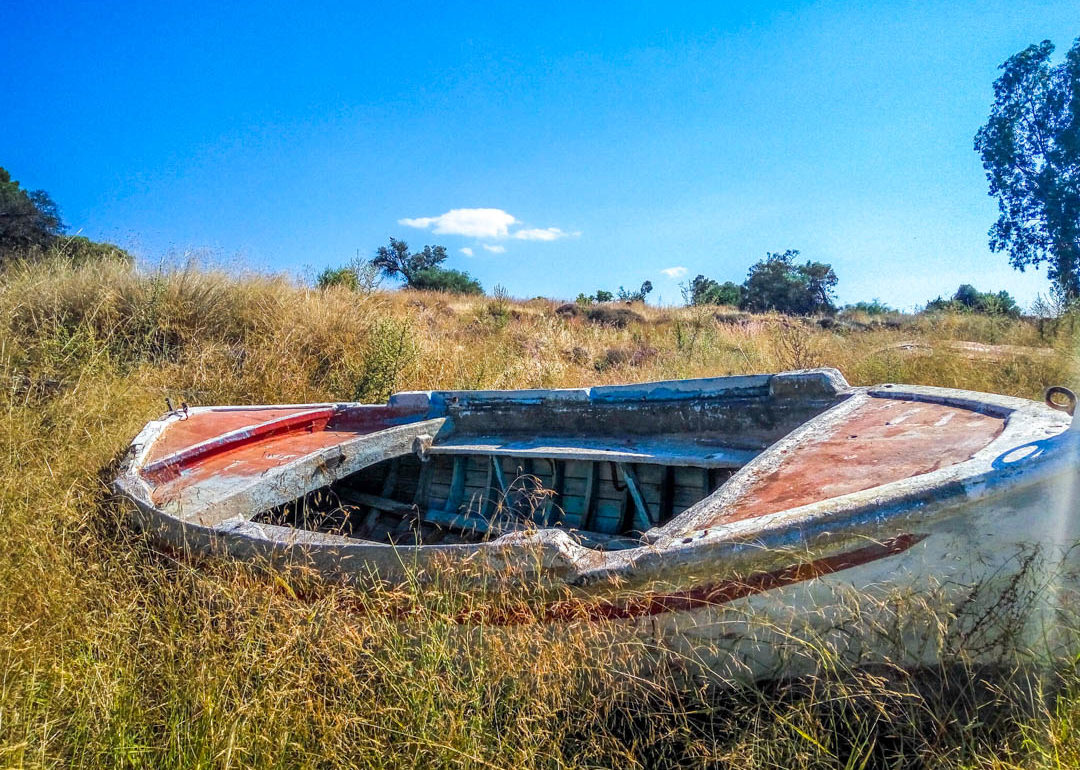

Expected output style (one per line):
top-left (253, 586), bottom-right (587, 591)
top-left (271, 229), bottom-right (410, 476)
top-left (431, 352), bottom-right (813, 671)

top-left (661, 266), bottom-right (688, 278)
top-left (482, 244), bottom-right (506, 253)
top-left (399, 208), bottom-right (518, 239)
top-left (460, 247), bottom-right (474, 256)
top-left (512, 227), bottom-right (576, 241)
top-left (399, 208), bottom-right (578, 243)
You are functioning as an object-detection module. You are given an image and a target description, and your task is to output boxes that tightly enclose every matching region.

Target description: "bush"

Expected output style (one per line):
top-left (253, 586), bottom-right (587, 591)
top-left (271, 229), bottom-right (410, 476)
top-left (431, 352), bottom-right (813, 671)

top-left (595, 346), bottom-right (632, 370)
top-left (317, 266), bottom-right (361, 291)
top-left (54, 235), bottom-right (133, 266)
top-left (585, 306), bottom-right (644, 328)
top-left (409, 267), bottom-right (483, 295)
top-left (925, 285), bottom-right (1021, 318)
top-left (485, 284), bottom-right (513, 326)
top-left (714, 311), bottom-right (750, 325)
top-left (844, 299), bottom-right (893, 316)
top-left (687, 275), bottom-right (743, 307)
top-left (351, 317), bottom-right (419, 401)
top-left (316, 261), bottom-right (381, 293)
top-left (617, 281), bottom-right (653, 303)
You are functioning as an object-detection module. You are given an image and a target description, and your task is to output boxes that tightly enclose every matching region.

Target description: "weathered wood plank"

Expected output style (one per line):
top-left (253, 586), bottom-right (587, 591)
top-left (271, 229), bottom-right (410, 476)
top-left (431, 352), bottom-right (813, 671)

top-left (444, 456), bottom-right (467, 515)
top-left (362, 458), bottom-right (400, 532)
top-left (540, 458), bottom-right (563, 526)
top-left (660, 465), bottom-right (675, 523)
top-left (491, 455), bottom-right (508, 493)
top-left (581, 461), bottom-right (598, 531)
top-left (342, 490), bottom-right (414, 514)
top-left (413, 458), bottom-right (435, 510)
top-left (618, 463), bottom-right (653, 530)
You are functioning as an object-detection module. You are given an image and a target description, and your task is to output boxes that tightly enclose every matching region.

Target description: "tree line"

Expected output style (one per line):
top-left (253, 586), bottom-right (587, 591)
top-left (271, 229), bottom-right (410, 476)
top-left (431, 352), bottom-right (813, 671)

top-left (2, 35), bottom-right (1076, 314)
top-left (682, 249), bottom-right (838, 315)
top-left (0, 167), bottom-right (133, 265)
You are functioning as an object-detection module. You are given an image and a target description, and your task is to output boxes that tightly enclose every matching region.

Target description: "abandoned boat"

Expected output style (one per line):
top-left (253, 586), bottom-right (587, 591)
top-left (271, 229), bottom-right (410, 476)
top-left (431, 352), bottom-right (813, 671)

top-left (114, 369), bottom-right (1080, 672)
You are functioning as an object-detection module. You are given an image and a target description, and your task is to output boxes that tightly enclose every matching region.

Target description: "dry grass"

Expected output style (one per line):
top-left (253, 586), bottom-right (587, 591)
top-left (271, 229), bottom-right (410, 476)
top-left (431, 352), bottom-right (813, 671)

top-left (0, 255), bottom-right (1079, 767)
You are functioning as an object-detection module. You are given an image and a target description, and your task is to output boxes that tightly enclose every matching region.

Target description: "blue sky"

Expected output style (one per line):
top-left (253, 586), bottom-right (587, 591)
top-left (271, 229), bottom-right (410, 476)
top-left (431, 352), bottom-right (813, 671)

top-left (3, 2), bottom-right (1077, 308)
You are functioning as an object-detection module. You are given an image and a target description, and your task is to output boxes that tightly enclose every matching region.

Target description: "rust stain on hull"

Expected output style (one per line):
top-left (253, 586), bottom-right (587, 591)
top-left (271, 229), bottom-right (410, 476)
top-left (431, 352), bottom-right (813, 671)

top-left (717, 398), bottom-right (1004, 525)
top-left (476, 533), bottom-right (928, 624)
top-left (144, 403), bottom-right (428, 504)
top-left (146, 407), bottom-right (320, 463)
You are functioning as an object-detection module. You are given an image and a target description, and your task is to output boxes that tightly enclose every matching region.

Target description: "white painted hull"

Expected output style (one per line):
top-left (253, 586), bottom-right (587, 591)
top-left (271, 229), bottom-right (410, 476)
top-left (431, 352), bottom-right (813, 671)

top-left (112, 370), bottom-right (1080, 681)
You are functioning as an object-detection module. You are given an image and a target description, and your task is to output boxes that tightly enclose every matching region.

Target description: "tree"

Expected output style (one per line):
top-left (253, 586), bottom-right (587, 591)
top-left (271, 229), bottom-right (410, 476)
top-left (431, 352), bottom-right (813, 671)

top-left (740, 250), bottom-right (837, 315)
top-left (974, 38), bottom-right (1080, 299)
top-left (925, 284), bottom-right (1021, 317)
top-left (366, 237), bottom-right (481, 294)
top-left (371, 238), bottom-right (448, 286)
top-left (617, 280), bottom-right (653, 303)
top-left (686, 275), bottom-right (742, 306)
top-left (0, 166), bottom-right (64, 252)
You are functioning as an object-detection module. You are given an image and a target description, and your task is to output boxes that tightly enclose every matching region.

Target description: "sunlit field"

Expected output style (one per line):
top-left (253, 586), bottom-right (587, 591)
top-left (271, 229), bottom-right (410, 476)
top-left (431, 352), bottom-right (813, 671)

top-left (2, 255), bottom-right (1080, 768)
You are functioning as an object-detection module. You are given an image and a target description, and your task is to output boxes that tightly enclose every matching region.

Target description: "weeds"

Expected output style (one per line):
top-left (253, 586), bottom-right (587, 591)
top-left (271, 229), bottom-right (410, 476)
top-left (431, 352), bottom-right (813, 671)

top-left (0, 256), bottom-right (1078, 767)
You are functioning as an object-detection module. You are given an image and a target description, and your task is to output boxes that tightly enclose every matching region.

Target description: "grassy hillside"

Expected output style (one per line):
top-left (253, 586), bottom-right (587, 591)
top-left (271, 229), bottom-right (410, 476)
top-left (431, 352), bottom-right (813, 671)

top-left (1, 256), bottom-right (1079, 768)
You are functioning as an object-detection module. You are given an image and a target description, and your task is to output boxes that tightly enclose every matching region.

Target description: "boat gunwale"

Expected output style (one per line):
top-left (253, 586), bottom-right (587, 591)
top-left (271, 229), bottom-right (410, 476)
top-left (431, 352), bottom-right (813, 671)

top-left (112, 373), bottom-right (1076, 586)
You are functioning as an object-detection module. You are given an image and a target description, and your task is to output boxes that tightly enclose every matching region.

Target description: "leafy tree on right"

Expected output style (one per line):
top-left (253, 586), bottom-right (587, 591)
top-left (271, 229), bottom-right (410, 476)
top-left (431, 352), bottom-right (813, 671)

top-left (975, 37), bottom-right (1080, 300)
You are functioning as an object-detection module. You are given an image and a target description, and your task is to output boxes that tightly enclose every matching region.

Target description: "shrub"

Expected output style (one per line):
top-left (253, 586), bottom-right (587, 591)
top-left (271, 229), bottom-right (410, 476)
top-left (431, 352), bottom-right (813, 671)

top-left (409, 267), bottom-right (483, 295)
top-left (585, 306), bottom-right (643, 328)
top-left (595, 346), bottom-right (632, 370)
top-left (617, 281), bottom-right (653, 303)
top-left (686, 275), bottom-right (743, 307)
top-left (54, 235), bottom-right (133, 266)
top-left (925, 285), bottom-right (1021, 318)
top-left (485, 284), bottom-right (512, 326)
top-left (316, 261), bottom-right (381, 293)
top-left (351, 317), bottom-right (419, 401)
top-left (316, 266), bottom-right (360, 291)
top-left (844, 299), bottom-right (893, 316)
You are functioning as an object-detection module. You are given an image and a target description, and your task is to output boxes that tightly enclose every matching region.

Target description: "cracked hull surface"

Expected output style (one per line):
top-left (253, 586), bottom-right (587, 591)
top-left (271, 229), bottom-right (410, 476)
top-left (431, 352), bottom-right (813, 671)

top-left (146, 407), bottom-right (322, 464)
top-left (150, 426), bottom-right (367, 507)
top-left (716, 397), bottom-right (1005, 525)
top-left (141, 395), bottom-right (1006, 525)
top-left (113, 371), bottom-right (1080, 681)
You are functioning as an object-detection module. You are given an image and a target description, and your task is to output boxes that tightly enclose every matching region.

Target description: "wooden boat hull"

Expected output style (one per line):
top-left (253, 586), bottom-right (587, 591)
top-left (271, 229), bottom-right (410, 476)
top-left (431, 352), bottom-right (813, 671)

top-left (113, 369), bottom-right (1080, 678)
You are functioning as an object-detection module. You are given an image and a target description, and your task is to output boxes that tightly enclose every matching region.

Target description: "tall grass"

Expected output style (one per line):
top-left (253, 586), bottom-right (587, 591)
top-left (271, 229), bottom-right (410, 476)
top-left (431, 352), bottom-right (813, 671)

top-left (0, 255), bottom-right (1079, 767)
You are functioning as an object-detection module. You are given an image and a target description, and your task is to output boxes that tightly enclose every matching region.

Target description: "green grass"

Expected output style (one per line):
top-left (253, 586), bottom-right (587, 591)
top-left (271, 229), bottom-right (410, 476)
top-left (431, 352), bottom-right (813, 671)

top-left (1, 254), bottom-right (1079, 768)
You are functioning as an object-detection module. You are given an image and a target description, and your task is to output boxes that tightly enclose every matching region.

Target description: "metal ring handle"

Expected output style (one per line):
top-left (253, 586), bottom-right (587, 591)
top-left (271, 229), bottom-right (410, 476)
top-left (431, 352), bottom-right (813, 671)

top-left (1045, 386), bottom-right (1076, 416)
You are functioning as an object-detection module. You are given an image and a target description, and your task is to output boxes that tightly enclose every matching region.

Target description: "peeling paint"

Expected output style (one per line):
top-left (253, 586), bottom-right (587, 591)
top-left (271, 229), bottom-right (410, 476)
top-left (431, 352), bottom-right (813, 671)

top-left (111, 369), bottom-right (1080, 678)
